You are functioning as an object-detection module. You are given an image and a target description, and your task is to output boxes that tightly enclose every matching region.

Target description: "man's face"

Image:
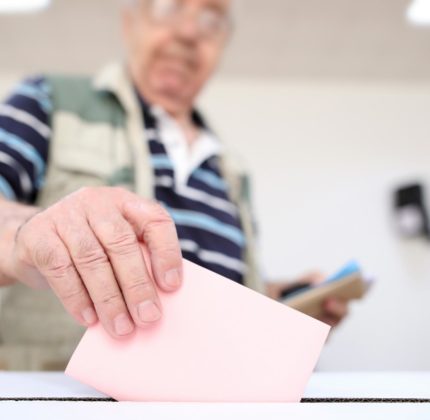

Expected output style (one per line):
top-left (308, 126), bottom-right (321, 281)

top-left (122, 0), bottom-right (232, 115)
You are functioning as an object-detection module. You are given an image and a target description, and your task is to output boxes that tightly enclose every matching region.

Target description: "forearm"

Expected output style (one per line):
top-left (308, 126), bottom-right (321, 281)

top-left (0, 197), bottom-right (40, 286)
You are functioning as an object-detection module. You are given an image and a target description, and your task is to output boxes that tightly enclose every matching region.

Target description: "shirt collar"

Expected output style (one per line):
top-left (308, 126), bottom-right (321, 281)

top-left (149, 104), bottom-right (222, 188)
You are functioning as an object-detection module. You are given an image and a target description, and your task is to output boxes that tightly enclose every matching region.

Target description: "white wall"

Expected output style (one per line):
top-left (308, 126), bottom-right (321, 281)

top-left (1, 73), bottom-right (430, 370)
top-left (0, 74), bottom-right (22, 98)
top-left (199, 78), bottom-right (430, 371)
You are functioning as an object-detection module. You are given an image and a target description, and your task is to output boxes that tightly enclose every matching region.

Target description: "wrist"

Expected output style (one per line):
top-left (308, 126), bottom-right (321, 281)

top-left (0, 221), bottom-right (20, 285)
top-left (0, 201), bottom-right (40, 285)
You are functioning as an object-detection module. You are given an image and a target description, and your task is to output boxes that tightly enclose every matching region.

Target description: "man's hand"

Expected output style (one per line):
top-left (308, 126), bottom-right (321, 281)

top-left (265, 270), bottom-right (349, 328)
top-left (319, 297), bottom-right (348, 328)
top-left (1, 187), bottom-right (183, 339)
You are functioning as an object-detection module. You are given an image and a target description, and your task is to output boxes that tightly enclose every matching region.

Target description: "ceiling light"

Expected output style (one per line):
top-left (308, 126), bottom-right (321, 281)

top-left (407, 0), bottom-right (430, 26)
top-left (0, 0), bottom-right (51, 14)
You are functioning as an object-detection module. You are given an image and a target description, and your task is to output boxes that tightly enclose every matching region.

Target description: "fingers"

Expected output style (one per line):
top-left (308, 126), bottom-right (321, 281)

top-left (122, 200), bottom-right (183, 293)
top-left (17, 217), bottom-right (97, 328)
top-left (321, 298), bottom-right (349, 327)
top-left (324, 298), bottom-right (348, 318)
top-left (87, 211), bottom-right (162, 327)
top-left (55, 211), bottom-right (135, 338)
top-left (265, 282), bottom-right (285, 300)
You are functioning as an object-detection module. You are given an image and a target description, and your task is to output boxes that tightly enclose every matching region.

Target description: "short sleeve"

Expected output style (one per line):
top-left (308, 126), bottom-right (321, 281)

top-left (0, 76), bottom-right (51, 203)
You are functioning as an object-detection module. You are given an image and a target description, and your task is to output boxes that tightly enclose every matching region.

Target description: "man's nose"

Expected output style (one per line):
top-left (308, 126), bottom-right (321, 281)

top-left (174, 13), bottom-right (200, 42)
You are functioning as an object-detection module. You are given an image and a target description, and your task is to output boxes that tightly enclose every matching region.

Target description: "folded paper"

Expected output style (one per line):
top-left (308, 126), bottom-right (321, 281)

top-left (66, 256), bottom-right (330, 402)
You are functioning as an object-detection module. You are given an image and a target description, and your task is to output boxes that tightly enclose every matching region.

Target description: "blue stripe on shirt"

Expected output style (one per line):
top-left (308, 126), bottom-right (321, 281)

top-left (0, 105), bottom-right (50, 139)
top-left (164, 206), bottom-right (245, 247)
top-left (12, 81), bottom-right (52, 114)
top-left (151, 155), bottom-right (173, 170)
top-left (0, 173), bottom-right (17, 200)
top-left (151, 153), bottom-right (228, 192)
top-left (191, 168), bottom-right (227, 192)
top-left (175, 224), bottom-right (242, 258)
top-left (0, 115), bottom-right (49, 157)
top-left (0, 128), bottom-right (45, 187)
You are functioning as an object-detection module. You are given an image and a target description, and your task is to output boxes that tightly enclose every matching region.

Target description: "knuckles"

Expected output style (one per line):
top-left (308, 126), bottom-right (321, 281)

top-left (145, 201), bottom-right (172, 223)
top-left (93, 219), bottom-right (137, 256)
top-left (73, 185), bottom-right (130, 201)
top-left (73, 244), bottom-right (109, 271)
top-left (32, 243), bottom-right (73, 276)
top-left (13, 187), bottom-right (178, 280)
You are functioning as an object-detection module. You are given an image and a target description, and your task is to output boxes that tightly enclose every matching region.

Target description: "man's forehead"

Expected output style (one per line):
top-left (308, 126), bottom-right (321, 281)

top-left (184, 0), bottom-right (232, 12)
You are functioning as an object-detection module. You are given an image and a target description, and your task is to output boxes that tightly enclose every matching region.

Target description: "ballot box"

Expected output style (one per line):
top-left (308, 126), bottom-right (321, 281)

top-left (1, 372), bottom-right (430, 419)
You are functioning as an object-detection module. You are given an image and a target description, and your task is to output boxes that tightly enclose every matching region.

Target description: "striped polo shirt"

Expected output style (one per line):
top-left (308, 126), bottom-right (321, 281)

top-left (0, 77), bottom-right (246, 284)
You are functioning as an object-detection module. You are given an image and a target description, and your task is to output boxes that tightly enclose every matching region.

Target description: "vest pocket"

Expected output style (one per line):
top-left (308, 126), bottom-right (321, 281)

top-left (53, 149), bottom-right (114, 178)
top-left (37, 150), bottom-right (115, 207)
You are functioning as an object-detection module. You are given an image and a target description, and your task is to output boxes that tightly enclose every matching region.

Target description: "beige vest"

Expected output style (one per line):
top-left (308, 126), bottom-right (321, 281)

top-left (0, 63), bottom-right (261, 371)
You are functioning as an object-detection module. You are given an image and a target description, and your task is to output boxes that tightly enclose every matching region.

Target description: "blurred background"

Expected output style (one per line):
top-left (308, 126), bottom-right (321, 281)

top-left (1, 0), bottom-right (430, 371)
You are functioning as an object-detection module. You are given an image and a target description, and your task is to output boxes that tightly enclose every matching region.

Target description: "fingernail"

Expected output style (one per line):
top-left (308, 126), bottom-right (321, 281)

top-left (82, 307), bottom-right (98, 326)
top-left (138, 301), bottom-right (161, 323)
top-left (114, 313), bottom-right (134, 336)
top-left (164, 269), bottom-right (181, 288)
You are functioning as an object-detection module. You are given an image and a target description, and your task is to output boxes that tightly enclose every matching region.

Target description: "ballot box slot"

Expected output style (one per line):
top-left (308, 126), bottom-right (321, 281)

top-left (0, 397), bottom-right (429, 403)
top-left (301, 398), bottom-right (430, 403)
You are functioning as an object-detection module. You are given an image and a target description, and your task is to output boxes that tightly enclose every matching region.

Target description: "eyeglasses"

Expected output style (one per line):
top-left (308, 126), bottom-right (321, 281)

top-left (141, 0), bottom-right (232, 40)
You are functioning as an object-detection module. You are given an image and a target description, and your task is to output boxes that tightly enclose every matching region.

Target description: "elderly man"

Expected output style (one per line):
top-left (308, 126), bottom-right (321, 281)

top-left (0, 0), bottom-right (347, 370)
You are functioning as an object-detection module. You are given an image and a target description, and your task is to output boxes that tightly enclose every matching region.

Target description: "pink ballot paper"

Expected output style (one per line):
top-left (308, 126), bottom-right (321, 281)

top-left (66, 259), bottom-right (330, 402)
